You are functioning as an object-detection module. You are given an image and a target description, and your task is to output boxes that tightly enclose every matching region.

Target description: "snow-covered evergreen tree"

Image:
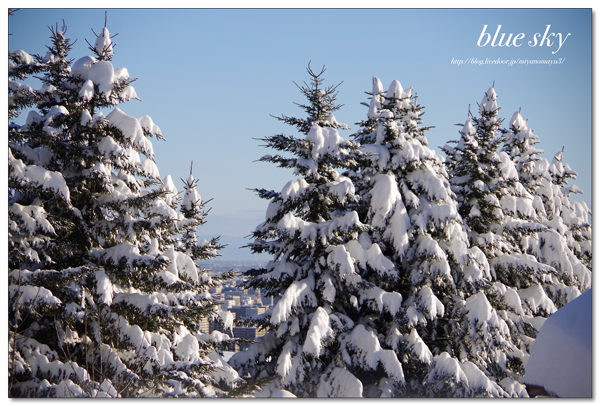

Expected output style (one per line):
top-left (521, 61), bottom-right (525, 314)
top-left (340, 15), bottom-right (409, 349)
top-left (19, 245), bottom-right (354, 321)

top-left (443, 87), bottom-right (556, 395)
top-left (8, 21), bottom-right (245, 397)
top-left (230, 66), bottom-right (409, 397)
top-left (503, 112), bottom-right (591, 299)
top-left (502, 110), bottom-right (548, 195)
top-left (443, 87), bottom-right (590, 391)
top-left (349, 77), bottom-right (521, 397)
top-left (546, 149), bottom-right (592, 271)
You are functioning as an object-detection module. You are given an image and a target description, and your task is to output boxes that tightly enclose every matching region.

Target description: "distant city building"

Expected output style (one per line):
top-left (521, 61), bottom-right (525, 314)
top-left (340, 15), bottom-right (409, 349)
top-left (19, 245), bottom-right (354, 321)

top-left (224, 295), bottom-right (241, 307)
top-left (245, 306), bottom-right (267, 318)
top-left (229, 306), bottom-right (245, 319)
top-left (230, 305), bottom-right (268, 319)
top-left (232, 327), bottom-right (266, 341)
top-left (261, 294), bottom-right (273, 306)
top-left (205, 272), bottom-right (275, 350)
top-left (198, 316), bottom-right (210, 334)
top-left (222, 287), bottom-right (248, 296)
top-left (217, 299), bottom-right (236, 312)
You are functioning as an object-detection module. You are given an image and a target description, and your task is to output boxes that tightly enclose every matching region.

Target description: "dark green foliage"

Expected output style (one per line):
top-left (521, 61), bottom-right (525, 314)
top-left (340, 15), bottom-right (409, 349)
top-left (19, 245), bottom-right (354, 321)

top-left (9, 19), bottom-right (246, 398)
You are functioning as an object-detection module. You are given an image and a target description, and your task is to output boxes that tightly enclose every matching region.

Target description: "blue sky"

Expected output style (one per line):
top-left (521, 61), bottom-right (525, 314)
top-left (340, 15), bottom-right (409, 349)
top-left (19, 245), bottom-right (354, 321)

top-left (8, 8), bottom-right (593, 261)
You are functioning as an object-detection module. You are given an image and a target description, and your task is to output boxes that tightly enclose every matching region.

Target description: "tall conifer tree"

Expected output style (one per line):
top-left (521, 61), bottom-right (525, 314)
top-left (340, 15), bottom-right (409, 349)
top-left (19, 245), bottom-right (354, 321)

top-left (231, 66), bottom-right (408, 398)
top-left (442, 87), bottom-right (555, 396)
top-left (503, 111), bottom-right (591, 299)
top-left (8, 20), bottom-right (243, 397)
top-left (350, 78), bottom-right (522, 397)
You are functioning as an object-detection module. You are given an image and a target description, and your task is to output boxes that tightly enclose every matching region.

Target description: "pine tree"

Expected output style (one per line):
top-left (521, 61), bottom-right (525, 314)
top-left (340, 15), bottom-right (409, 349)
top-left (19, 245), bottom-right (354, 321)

top-left (230, 66), bottom-right (408, 397)
top-left (8, 20), bottom-right (245, 397)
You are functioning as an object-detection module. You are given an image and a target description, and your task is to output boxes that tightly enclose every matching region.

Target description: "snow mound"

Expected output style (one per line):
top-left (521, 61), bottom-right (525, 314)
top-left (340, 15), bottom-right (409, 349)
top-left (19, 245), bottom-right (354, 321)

top-left (94, 26), bottom-right (113, 56)
top-left (524, 288), bottom-right (591, 397)
top-left (270, 275), bottom-right (317, 325)
top-left (88, 61), bottom-right (114, 95)
top-left (341, 325), bottom-right (404, 383)
top-left (9, 150), bottom-right (70, 203)
top-left (106, 107), bottom-right (154, 157)
top-left (271, 389), bottom-right (296, 398)
top-left (302, 307), bottom-right (333, 356)
top-left (71, 56), bottom-right (97, 80)
top-left (317, 367), bottom-right (363, 397)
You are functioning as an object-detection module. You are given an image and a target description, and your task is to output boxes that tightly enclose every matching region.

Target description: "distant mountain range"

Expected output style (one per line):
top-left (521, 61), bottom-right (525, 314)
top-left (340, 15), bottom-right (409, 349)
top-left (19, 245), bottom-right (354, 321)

top-left (198, 235), bottom-right (270, 273)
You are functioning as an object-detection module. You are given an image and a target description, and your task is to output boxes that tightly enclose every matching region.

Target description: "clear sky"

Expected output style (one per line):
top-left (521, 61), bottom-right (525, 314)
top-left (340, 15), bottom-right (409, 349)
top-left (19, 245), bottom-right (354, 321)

top-left (8, 7), bottom-right (594, 261)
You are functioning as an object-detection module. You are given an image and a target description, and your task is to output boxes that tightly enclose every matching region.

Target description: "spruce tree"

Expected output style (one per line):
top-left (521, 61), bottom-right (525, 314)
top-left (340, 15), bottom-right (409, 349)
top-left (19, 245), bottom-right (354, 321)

top-left (502, 110), bottom-right (547, 195)
top-left (8, 21), bottom-right (244, 397)
top-left (503, 112), bottom-right (591, 302)
top-left (546, 150), bottom-right (592, 272)
top-left (230, 66), bottom-right (407, 397)
top-left (349, 77), bottom-right (517, 397)
top-left (441, 87), bottom-right (567, 396)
